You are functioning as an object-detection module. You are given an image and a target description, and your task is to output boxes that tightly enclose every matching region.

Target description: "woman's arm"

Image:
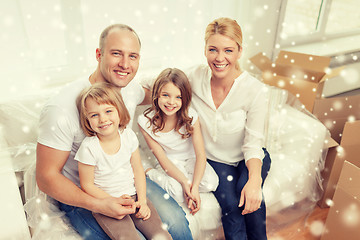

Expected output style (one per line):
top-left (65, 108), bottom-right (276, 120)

top-left (138, 125), bottom-right (192, 197)
top-left (239, 158), bottom-right (262, 215)
top-left (78, 162), bottom-right (112, 199)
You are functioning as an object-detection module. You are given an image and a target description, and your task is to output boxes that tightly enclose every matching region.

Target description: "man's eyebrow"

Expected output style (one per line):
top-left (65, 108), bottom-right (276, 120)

top-left (110, 49), bottom-right (139, 55)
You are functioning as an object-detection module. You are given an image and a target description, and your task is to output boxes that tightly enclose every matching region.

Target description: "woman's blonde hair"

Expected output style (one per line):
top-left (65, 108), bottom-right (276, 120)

top-left (144, 68), bottom-right (193, 138)
top-left (205, 17), bottom-right (243, 70)
top-left (76, 82), bottom-right (130, 137)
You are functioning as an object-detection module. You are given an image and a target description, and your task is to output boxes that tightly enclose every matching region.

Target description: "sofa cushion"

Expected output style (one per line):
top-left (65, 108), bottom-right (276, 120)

top-left (0, 91), bottom-right (53, 172)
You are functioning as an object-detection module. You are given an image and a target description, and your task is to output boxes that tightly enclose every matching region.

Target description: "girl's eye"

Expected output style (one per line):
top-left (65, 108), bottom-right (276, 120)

top-left (225, 49), bottom-right (233, 53)
top-left (90, 114), bottom-right (98, 118)
top-left (177, 96), bottom-right (182, 99)
top-left (106, 110), bottom-right (112, 113)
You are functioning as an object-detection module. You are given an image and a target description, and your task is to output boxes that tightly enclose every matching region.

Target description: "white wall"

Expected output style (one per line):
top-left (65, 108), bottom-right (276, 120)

top-left (1, 0), bottom-right (358, 101)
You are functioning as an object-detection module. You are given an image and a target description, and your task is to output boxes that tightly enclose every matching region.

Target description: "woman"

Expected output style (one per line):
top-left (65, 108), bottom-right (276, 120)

top-left (186, 17), bottom-right (271, 240)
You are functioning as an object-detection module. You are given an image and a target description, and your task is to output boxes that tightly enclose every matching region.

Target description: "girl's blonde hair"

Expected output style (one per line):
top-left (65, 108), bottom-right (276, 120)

top-left (77, 82), bottom-right (130, 137)
top-left (205, 17), bottom-right (243, 70)
top-left (144, 68), bottom-right (193, 138)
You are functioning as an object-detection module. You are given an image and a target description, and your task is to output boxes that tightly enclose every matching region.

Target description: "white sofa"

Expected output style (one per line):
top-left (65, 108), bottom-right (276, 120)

top-left (0, 81), bottom-right (329, 239)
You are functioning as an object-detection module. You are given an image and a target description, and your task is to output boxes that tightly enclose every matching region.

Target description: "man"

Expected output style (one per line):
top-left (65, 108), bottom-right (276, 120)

top-left (36, 24), bottom-right (192, 240)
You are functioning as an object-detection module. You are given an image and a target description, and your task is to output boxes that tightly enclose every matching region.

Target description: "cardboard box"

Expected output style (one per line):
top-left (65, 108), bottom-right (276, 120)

top-left (312, 95), bottom-right (360, 143)
top-left (250, 50), bottom-right (343, 112)
top-left (320, 161), bottom-right (360, 240)
top-left (317, 120), bottom-right (360, 208)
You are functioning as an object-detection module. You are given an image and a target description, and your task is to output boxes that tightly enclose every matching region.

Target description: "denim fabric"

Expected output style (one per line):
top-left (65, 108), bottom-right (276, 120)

top-left (146, 178), bottom-right (193, 240)
top-left (59, 178), bottom-right (192, 240)
top-left (208, 148), bottom-right (271, 240)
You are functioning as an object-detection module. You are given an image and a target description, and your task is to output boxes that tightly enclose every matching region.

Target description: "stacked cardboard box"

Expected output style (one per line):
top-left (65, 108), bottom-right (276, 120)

top-left (251, 51), bottom-right (360, 208)
top-left (320, 160), bottom-right (360, 240)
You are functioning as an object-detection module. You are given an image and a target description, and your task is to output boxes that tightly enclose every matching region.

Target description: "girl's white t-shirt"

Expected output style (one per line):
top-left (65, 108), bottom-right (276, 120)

top-left (138, 107), bottom-right (198, 162)
top-left (75, 128), bottom-right (139, 197)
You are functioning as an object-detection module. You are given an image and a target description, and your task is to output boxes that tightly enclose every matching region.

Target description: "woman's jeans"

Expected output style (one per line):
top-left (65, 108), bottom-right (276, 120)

top-left (208, 148), bottom-right (271, 240)
top-left (59, 178), bottom-right (193, 240)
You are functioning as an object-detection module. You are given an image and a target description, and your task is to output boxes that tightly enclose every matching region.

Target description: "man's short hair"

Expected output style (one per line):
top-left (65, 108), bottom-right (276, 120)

top-left (99, 24), bottom-right (141, 54)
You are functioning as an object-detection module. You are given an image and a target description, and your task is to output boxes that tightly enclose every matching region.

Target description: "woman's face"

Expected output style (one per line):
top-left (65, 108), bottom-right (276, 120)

top-left (205, 33), bottom-right (241, 80)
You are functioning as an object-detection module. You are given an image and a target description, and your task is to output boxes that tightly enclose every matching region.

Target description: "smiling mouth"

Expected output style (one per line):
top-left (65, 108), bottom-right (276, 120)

top-left (115, 71), bottom-right (129, 76)
top-left (99, 123), bottom-right (112, 129)
top-left (165, 105), bottom-right (176, 111)
top-left (214, 64), bottom-right (228, 69)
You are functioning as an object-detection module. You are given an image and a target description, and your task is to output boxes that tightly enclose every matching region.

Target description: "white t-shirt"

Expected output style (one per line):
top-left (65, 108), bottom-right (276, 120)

top-left (75, 128), bottom-right (138, 197)
top-left (137, 107), bottom-right (198, 162)
top-left (37, 76), bottom-right (144, 186)
top-left (186, 65), bottom-right (268, 165)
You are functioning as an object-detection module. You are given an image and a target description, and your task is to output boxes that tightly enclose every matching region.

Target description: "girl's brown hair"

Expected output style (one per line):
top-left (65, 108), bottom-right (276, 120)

top-left (77, 82), bottom-right (130, 137)
top-left (144, 68), bottom-right (193, 138)
top-left (205, 17), bottom-right (243, 70)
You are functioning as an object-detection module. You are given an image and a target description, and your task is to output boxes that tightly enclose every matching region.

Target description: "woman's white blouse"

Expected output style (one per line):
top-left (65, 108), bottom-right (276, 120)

top-left (186, 65), bottom-right (269, 166)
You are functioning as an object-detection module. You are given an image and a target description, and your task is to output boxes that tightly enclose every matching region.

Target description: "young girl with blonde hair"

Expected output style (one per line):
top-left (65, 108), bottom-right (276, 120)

top-left (138, 68), bottom-right (218, 215)
top-left (75, 82), bottom-right (172, 240)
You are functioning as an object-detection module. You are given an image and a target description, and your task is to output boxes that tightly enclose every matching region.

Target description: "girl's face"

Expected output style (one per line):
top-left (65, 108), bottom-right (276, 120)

top-left (205, 33), bottom-right (241, 80)
top-left (157, 82), bottom-right (182, 118)
top-left (85, 97), bottom-right (120, 138)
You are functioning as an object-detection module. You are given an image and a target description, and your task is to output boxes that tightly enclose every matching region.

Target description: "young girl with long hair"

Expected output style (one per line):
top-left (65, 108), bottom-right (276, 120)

top-left (138, 68), bottom-right (218, 215)
top-left (75, 82), bottom-right (172, 240)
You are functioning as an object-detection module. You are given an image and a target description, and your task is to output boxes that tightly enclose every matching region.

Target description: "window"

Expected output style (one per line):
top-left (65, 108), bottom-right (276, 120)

top-left (277, 0), bottom-right (360, 54)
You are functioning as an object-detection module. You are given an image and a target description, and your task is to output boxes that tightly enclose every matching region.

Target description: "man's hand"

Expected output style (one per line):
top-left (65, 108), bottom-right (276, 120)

top-left (96, 195), bottom-right (136, 220)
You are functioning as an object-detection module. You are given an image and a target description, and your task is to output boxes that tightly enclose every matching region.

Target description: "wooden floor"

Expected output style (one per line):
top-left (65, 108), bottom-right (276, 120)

top-left (267, 206), bottom-right (330, 240)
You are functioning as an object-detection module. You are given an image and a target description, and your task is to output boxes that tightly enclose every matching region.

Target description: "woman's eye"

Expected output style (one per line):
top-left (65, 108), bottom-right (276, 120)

top-left (106, 110), bottom-right (112, 113)
top-left (225, 49), bottom-right (233, 53)
top-left (209, 49), bottom-right (216, 52)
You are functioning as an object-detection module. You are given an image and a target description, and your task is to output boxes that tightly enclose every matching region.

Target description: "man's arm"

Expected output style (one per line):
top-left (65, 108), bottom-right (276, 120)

top-left (36, 143), bottom-right (135, 219)
top-left (140, 86), bottom-right (152, 105)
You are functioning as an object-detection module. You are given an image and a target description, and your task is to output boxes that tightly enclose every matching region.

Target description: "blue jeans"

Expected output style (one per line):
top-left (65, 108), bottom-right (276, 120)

top-left (59, 178), bottom-right (192, 240)
top-left (208, 148), bottom-right (271, 240)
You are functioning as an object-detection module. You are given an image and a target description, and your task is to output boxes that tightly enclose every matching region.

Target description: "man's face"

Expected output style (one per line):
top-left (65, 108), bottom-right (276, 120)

top-left (97, 29), bottom-right (141, 88)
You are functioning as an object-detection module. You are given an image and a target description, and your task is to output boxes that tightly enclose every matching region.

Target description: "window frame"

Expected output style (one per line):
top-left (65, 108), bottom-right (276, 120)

top-left (276, 0), bottom-right (360, 49)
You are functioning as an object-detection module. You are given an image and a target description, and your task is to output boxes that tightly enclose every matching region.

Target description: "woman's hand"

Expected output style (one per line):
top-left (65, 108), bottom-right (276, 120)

top-left (238, 176), bottom-right (262, 215)
top-left (135, 200), bottom-right (151, 220)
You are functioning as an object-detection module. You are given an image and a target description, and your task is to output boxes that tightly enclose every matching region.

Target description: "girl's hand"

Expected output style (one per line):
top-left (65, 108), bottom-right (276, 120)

top-left (188, 185), bottom-right (200, 215)
top-left (181, 179), bottom-right (194, 202)
top-left (238, 177), bottom-right (262, 215)
top-left (135, 201), bottom-right (151, 220)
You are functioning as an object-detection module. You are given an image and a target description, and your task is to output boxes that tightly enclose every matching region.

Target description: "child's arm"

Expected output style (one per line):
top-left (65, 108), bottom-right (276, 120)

top-left (138, 125), bottom-right (193, 199)
top-left (78, 162), bottom-right (112, 199)
top-left (189, 119), bottom-right (207, 214)
top-left (131, 148), bottom-right (151, 220)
